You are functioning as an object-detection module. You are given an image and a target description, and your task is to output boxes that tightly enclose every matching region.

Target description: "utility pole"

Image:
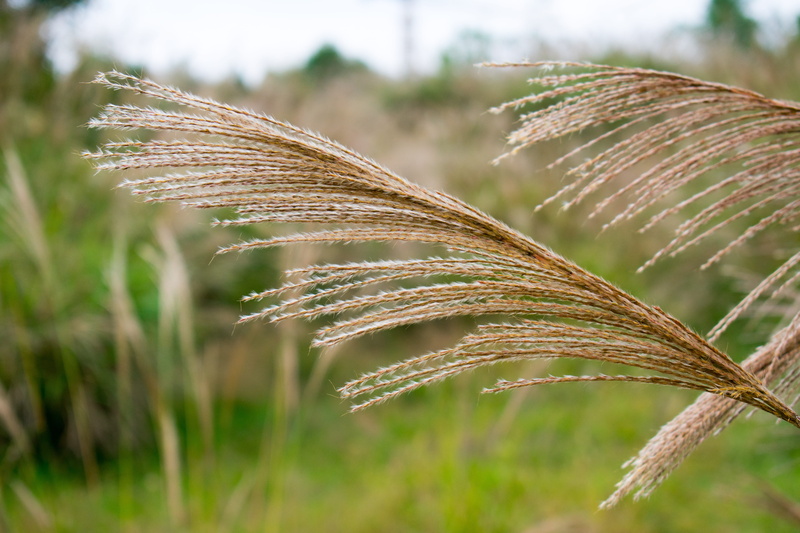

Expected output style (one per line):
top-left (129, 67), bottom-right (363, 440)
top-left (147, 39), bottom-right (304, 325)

top-left (372, 0), bottom-right (416, 78)
top-left (401, 0), bottom-right (415, 78)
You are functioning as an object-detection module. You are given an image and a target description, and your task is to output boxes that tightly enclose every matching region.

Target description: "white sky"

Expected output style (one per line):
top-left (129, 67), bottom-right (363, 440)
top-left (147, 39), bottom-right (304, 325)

top-left (46, 0), bottom-right (800, 84)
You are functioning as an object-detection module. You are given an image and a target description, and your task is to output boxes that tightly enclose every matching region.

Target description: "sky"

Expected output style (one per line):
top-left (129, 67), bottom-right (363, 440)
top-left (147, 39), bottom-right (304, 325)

top-left (46, 0), bottom-right (800, 85)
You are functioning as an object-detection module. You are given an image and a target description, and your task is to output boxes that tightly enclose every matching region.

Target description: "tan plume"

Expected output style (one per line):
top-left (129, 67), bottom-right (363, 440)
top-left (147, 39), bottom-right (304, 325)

top-left (85, 69), bottom-right (800, 508)
top-left (488, 61), bottom-right (800, 506)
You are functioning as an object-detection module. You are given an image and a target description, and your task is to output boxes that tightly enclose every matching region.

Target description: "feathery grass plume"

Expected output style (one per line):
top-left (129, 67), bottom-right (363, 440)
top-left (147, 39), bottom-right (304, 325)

top-left (84, 73), bottom-right (800, 427)
top-left (490, 61), bottom-right (800, 341)
top-left (489, 61), bottom-right (800, 505)
top-left (599, 292), bottom-right (800, 508)
top-left (601, 312), bottom-right (800, 508)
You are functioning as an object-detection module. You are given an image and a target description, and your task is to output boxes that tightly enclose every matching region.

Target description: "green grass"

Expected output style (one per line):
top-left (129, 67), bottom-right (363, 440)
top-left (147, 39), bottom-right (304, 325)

top-left (5, 375), bottom-right (799, 532)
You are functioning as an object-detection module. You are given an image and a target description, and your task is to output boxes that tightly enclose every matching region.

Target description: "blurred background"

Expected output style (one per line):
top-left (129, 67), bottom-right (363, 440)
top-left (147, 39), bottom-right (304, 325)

top-left (3, 0), bottom-right (800, 531)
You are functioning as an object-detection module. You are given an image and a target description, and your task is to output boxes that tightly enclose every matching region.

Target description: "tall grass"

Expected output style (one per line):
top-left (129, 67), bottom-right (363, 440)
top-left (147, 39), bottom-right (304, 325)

top-left (489, 61), bottom-right (800, 503)
top-left (84, 62), bottom-right (800, 511)
top-left (3, 26), bottom-right (800, 527)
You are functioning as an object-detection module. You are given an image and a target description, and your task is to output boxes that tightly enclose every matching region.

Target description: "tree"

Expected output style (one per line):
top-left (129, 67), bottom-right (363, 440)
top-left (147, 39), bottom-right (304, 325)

top-left (302, 44), bottom-right (368, 83)
top-left (706, 0), bottom-right (758, 49)
top-left (0, 0), bottom-right (88, 131)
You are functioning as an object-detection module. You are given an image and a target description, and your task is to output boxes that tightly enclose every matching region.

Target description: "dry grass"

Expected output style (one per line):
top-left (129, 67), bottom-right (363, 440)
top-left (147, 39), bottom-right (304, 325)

top-left (85, 67), bottom-right (800, 507)
top-left (491, 61), bottom-right (800, 340)
top-left (489, 61), bottom-right (800, 504)
top-left (602, 312), bottom-right (800, 507)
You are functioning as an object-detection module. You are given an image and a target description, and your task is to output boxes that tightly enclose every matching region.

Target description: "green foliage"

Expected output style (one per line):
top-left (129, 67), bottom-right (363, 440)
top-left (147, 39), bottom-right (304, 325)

top-left (8, 384), bottom-right (800, 532)
top-left (302, 44), bottom-right (369, 83)
top-left (2, 0), bottom-right (87, 12)
top-left (706, 0), bottom-right (758, 49)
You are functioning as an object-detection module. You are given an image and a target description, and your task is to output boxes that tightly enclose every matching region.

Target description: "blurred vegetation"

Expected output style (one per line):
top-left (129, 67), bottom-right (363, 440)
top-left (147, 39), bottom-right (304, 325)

top-left (301, 44), bottom-right (369, 84)
top-left (1, 2), bottom-right (800, 531)
top-left (706, 0), bottom-right (758, 49)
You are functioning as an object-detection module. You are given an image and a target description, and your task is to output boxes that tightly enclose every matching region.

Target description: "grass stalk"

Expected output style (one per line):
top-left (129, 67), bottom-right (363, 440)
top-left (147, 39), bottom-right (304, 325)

top-left (4, 145), bottom-right (99, 485)
top-left (86, 68), bottom-right (800, 508)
